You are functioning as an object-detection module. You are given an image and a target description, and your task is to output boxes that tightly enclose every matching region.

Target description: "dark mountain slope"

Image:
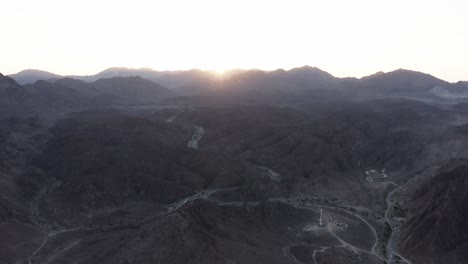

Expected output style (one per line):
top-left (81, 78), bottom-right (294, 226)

top-left (401, 159), bottom-right (468, 264)
top-left (92, 76), bottom-right (174, 104)
top-left (151, 102), bottom-right (454, 205)
top-left (34, 110), bottom-right (251, 224)
top-left (35, 111), bottom-right (192, 222)
top-left (0, 117), bottom-right (48, 262)
top-left (0, 72), bottom-right (22, 90)
top-left (22, 199), bottom-right (317, 264)
top-left (0, 73), bottom-right (37, 118)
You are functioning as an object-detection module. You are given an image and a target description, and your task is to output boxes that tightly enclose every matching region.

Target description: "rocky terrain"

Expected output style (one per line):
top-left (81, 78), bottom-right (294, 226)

top-left (1, 67), bottom-right (468, 264)
top-left (400, 159), bottom-right (468, 263)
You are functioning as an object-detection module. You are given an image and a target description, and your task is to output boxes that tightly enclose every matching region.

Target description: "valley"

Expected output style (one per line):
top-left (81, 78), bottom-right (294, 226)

top-left (1, 68), bottom-right (468, 264)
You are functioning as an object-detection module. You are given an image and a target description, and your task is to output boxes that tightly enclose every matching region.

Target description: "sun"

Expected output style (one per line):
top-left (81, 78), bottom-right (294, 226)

top-left (206, 67), bottom-right (227, 77)
top-left (203, 62), bottom-right (231, 76)
top-left (214, 69), bottom-right (225, 76)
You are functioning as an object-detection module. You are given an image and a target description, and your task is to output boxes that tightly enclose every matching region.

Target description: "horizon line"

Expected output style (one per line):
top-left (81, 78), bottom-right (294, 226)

top-left (5, 65), bottom-right (467, 83)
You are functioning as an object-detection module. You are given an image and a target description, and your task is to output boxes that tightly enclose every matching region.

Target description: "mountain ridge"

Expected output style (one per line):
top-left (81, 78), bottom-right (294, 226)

top-left (8, 66), bottom-right (465, 86)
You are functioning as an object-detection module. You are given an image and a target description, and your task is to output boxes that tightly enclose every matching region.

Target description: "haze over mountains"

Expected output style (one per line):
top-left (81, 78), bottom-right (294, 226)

top-left (9, 65), bottom-right (466, 87)
top-left (1, 66), bottom-right (468, 264)
top-left (5, 66), bottom-right (468, 112)
top-left (9, 67), bottom-right (241, 88)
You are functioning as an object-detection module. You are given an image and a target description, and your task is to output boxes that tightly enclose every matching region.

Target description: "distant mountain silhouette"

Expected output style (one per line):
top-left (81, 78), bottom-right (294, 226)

top-left (8, 69), bottom-right (61, 85)
top-left (170, 66), bottom-right (462, 103)
top-left (362, 69), bottom-right (448, 88)
top-left (0, 73), bottom-right (174, 119)
top-left (9, 66), bottom-right (463, 90)
top-left (9, 67), bottom-right (238, 89)
top-left (6, 67), bottom-right (468, 108)
top-left (275, 65), bottom-right (336, 81)
top-left (70, 67), bottom-right (164, 82)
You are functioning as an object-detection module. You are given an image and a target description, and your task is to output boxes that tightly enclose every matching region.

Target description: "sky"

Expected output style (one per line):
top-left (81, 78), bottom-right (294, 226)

top-left (1, 0), bottom-right (467, 82)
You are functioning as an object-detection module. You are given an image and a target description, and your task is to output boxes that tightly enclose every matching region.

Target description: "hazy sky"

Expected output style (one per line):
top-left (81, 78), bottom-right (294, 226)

top-left (1, 0), bottom-right (467, 81)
